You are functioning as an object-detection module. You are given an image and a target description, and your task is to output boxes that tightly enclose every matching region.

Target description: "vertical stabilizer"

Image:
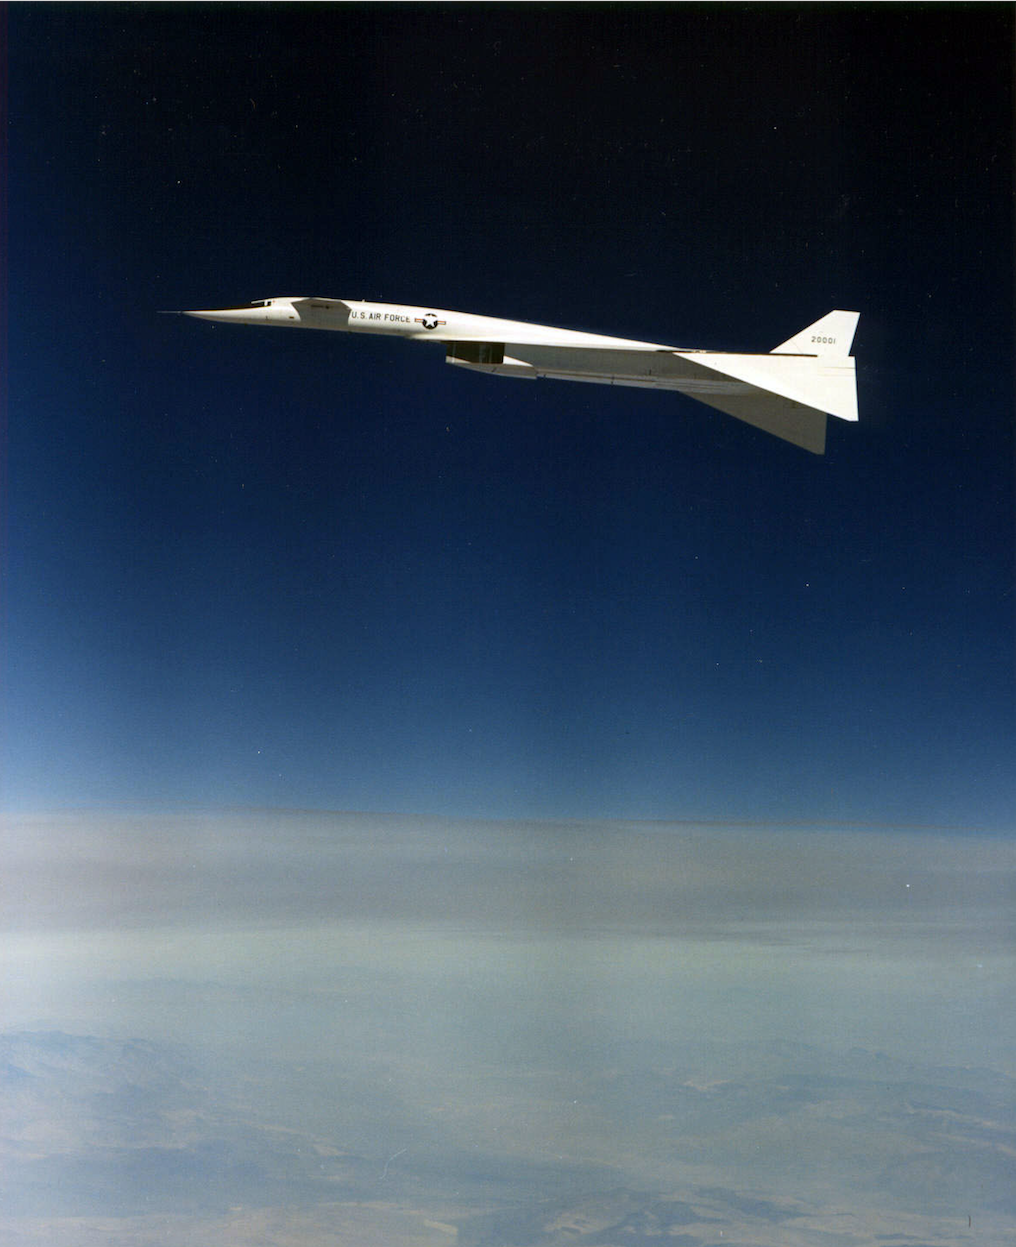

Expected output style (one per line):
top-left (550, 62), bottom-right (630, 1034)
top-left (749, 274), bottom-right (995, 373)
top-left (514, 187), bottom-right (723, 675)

top-left (771, 310), bottom-right (859, 357)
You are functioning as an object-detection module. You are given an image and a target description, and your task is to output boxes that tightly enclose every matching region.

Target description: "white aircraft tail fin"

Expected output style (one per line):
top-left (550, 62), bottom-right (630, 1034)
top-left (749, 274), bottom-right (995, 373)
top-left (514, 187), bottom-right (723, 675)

top-left (680, 309), bottom-right (860, 449)
top-left (770, 310), bottom-right (859, 357)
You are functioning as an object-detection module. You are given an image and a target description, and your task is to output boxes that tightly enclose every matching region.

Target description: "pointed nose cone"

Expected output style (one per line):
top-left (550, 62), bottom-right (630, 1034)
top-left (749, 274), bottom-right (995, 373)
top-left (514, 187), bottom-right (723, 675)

top-left (183, 307), bottom-right (264, 323)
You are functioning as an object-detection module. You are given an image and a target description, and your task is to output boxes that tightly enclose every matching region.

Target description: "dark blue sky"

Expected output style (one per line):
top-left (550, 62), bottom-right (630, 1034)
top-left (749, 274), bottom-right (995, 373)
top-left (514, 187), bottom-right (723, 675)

top-left (5, 5), bottom-right (1013, 827)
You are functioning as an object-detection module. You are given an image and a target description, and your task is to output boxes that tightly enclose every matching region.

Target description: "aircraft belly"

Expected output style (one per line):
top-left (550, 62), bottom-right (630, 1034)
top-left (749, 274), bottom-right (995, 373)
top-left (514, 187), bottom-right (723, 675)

top-left (448, 345), bottom-right (829, 452)
top-left (505, 346), bottom-right (754, 395)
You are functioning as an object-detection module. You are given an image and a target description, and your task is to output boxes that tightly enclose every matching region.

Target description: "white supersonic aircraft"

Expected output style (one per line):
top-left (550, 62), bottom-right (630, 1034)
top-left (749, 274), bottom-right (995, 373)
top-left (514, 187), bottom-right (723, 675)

top-left (182, 298), bottom-right (859, 454)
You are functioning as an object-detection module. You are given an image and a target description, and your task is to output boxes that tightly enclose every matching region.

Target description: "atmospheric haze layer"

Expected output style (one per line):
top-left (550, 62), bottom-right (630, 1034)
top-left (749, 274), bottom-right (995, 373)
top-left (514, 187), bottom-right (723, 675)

top-left (2, 809), bottom-right (1014, 1247)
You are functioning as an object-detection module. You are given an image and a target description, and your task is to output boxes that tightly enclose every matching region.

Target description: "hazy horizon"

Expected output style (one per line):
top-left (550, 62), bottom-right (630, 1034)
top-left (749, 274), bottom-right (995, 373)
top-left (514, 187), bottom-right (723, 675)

top-left (3, 809), bottom-right (1015, 1245)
